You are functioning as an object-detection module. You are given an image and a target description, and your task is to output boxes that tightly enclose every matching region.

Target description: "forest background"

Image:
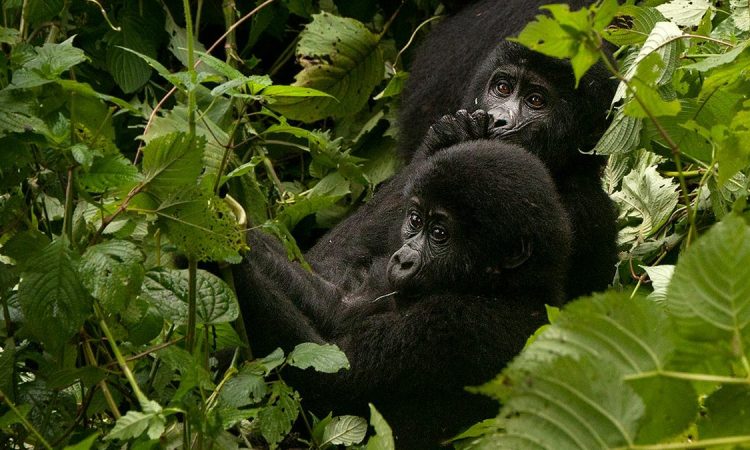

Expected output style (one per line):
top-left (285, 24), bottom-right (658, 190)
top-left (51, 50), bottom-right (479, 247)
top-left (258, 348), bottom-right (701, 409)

top-left (1, 0), bottom-right (750, 448)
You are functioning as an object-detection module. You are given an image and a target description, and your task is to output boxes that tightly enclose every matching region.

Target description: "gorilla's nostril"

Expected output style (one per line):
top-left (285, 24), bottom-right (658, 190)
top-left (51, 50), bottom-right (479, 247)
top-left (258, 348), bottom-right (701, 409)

top-left (494, 118), bottom-right (508, 128)
top-left (400, 260), bottom-right (414, 270)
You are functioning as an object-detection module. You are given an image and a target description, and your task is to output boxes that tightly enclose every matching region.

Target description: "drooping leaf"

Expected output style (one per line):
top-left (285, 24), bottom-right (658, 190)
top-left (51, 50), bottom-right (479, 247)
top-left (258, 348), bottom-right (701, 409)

top-left (288, 342), bottom-right (350, 373)
top-left (268, 13), bottom-right (384, 121)
top-left (698, 385), bottom-right (750, 439)
top-left (17, 239), bottom-right (91, 349)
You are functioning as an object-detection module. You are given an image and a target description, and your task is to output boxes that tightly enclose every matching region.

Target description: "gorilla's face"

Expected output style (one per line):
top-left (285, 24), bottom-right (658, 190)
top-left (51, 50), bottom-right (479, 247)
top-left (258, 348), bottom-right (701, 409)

top-left (480, 62), bottom-right (558, 139)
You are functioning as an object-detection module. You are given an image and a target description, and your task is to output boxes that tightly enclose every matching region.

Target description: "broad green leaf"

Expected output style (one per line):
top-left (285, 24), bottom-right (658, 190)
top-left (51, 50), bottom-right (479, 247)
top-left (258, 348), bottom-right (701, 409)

top-left (105, 399), bottom-right (166, 441)
top-left (105, 7), bottom-right (162, 93)
top-left (80, 240), bottom-right (144, 313)
top-left (141, 268), bottom-right (238, 325)
top-left (56, 79), bottom-right (135, 112)
top-left (17, 239), bottom-right (91, 349)
top-left (496, 357), bottom-right (643, 449)
top-left (80, 153), bottom-right (140, 193)
top-left (321, 415), bottom-right (367, 446)
top-left (269, 13), bottom-right (384, 122)
top-left (613, 165), bottom-right (679, 246)
top-left (365, 404), bottom-right (395, 450)
top-left (156, 189), bottom-right (244, 263)
top-left (592, 109), bottom-right (643, 155)
top-left (698, 385), bottom-right (750, 439)
top-left (614, 21), bottom-right (682, 104)
top-left (141, 132), bottom-right (204, 199)
top-left (656, 0), bottom-right (712, 27)
top-left (288, 342), bottom-right (350, 373)
top-left (716, 107), bottom-right (750, 185)
top-left (219, 371), bottom-right (267, 408)
top-left (604, 6), bottom-right (665, 46)
top-left (480, 293), bottom-right (697, 445)
top-left (667, 214), bottom-right (750, 345)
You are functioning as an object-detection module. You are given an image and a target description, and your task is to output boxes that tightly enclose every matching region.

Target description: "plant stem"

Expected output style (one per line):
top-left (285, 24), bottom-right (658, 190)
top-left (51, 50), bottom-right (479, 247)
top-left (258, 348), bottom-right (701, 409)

top-left (97, 305), bottom-right (149, 404)
top-left (182, 0), bottom-right (196, 138)
top-left (625, 369), bottom-right (750, 384)
top-left (82, 337), bottom-right (121, 419)
top-left (63, 166), bottom-right (74, 243)
top-left (0, 388), bottom-right (53, 450)
top-left (618, 436), bottom-right (750, 450)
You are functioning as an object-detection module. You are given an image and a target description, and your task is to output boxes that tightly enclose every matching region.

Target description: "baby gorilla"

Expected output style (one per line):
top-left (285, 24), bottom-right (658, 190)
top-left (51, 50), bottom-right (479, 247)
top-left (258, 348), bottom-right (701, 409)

top-left (234, 141), bottom-right (571, 449)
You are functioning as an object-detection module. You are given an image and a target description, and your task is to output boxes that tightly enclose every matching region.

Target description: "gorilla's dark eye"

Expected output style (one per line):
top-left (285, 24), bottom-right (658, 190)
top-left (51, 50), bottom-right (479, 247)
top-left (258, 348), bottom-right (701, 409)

top-left (526, 93), bottom-right (546, 109)
top-left (494, 80), bottom-right (512, 96)
top-left (430, 226), bottom-right (448, 243)
top-left (409, 212), bottom-right (423, 230)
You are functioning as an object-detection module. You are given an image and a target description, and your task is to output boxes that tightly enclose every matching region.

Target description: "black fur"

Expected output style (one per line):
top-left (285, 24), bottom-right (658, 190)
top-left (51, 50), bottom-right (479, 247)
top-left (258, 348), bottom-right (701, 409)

top-left (234, 142), bottom-right (571, 449)
top-left (309, 2), bottom-right (617, 300)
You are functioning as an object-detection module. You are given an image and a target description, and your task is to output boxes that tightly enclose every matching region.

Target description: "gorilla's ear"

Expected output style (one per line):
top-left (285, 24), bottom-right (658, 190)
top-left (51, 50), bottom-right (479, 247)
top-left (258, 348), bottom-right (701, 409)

top-left (501, 238), bottom-right (533, 269)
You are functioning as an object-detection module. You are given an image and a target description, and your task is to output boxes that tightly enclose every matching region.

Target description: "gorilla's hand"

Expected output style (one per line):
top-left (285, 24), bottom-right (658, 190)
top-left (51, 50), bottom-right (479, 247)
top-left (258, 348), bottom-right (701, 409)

top-left (418, 110), bottom-right (494, 158)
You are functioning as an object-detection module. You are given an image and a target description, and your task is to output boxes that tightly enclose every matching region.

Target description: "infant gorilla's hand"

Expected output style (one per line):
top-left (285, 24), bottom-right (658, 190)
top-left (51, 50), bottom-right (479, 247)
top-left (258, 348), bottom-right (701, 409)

top-left (419, 110), bottom-right (494, 157)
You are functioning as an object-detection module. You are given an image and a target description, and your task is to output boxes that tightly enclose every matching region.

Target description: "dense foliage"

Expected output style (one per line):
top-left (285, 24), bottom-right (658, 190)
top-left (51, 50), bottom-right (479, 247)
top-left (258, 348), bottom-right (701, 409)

top-left (0, 0), bottom-right (749, 448)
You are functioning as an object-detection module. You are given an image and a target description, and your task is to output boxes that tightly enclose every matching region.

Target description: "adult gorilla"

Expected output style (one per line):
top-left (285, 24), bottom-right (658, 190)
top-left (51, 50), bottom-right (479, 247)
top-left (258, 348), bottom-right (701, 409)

top-left (309, 0), bottom-right (618, 300)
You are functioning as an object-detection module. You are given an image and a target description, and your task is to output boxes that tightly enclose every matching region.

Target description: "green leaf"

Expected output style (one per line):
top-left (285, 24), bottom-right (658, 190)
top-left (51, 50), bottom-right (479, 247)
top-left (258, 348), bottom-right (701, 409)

top-left (106, 9), bottom-right (161, 93)
top-left (622, 53), bottom-right (682, 118)
top-left (497, 357), bottom-right (643, 449)
top-left (56, 79), bottom-right (135, 112)
top-left (17, 239), bottom-right (91, 350)
top-left (667, 214), bottom-right (750, 345)
top-left (698, 385), bottom-right (750, 439)
top-left (80, 153), bottom-right (140, 193)
top-left (321, 415), bottom-right (367, 446)
top-left (141, 132), bottom-right (204, 199)
top-left (592, 109), bottom-right (643, 155)
top-left (156, 189), bottom-right (245, 263)
top-left (258, 383), bottom-right (300, 447)
top-left (219, 371), bottom-right (268, 408)
top-left (268, 13), bottom-right (384, 122)
top-left (612, 164), bottom-right (679, 246)
top-left (141, 268), bottom-right (238, 325)
top-left (614, 21), bottom-right (682, 104)
top-left (105, 399), bottom-right (166, 441)
top-left (642, 264), bottom-right (675, 304)
top-left (288, 342), bottom-right (350, 373)
top-left (9, 36), bottom-right (88, 89)
top-left (79, 240), bottom-right (144, 314)
top-left (261, 85), bottom-right (332, 98)
top-left (604, 6), bottom-right (665, 46)
top-left (365, 404), bottom-right (395, 450)
top-left (0, 27), bottom-right (19, 45)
